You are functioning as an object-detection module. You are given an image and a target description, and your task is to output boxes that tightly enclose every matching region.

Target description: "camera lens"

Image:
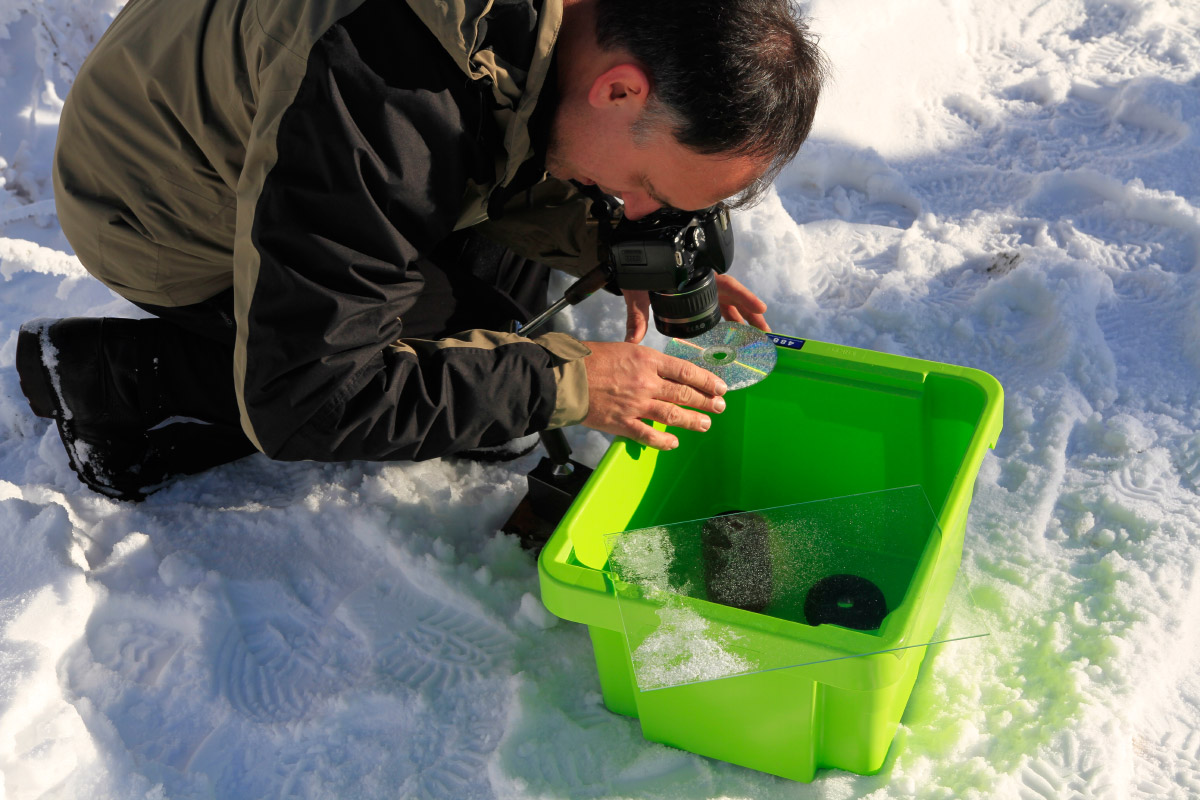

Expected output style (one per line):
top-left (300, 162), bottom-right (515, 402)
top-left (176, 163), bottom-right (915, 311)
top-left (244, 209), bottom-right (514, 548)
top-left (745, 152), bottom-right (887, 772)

top-left (650, 270), bottom-right (722, 338)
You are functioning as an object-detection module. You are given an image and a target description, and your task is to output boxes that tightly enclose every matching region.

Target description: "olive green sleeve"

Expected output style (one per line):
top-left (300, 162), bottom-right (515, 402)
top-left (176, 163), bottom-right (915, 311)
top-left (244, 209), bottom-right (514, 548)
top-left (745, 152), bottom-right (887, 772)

top-left (473, 178), bottom-right (600, 278)
top-left (534, 331), bottom-right (591, 427)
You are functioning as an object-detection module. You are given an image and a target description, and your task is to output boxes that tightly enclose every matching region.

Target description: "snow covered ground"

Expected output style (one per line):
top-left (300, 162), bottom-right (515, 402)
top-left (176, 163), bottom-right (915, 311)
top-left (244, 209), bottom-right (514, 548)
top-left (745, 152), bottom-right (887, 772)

top-left (1, 0), bottom-right (1199, 796)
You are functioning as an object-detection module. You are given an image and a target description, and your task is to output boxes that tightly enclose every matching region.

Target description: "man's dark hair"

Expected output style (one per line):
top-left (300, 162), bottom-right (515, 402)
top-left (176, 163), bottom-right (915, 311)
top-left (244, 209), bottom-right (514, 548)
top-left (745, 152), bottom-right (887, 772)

top-left (594, 0), bottom-right (827, 207)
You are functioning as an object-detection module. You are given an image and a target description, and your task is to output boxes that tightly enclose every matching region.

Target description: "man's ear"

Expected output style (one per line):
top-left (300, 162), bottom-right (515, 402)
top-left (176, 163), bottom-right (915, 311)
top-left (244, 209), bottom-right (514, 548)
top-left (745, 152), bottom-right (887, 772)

top-left (587, 63), bottom-right (650, 112)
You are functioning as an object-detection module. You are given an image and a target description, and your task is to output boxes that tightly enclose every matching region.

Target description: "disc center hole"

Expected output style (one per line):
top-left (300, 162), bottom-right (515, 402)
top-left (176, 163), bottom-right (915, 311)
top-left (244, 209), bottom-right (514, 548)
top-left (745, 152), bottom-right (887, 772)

top-left (837, 598), bottom-right (855, 609)
top-left (702, 346), bottom-right (736, 364)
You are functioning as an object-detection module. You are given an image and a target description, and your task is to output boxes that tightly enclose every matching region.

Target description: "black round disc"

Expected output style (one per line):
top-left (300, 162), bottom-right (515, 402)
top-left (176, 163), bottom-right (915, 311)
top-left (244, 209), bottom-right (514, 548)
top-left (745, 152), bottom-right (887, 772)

top-left (804, 574), bottom-right (888, 631)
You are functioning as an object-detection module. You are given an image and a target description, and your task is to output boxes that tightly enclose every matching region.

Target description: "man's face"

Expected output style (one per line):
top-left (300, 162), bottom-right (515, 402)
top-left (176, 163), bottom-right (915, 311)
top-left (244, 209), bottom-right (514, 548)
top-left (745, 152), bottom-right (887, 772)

top-left (546, 113), bottom-right (766, 221)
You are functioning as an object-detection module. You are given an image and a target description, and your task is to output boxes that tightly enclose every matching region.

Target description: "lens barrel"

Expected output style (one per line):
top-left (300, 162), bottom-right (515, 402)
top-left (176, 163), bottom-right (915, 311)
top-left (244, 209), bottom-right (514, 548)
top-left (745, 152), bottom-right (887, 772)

top-left (650, 270), bottom-right (722, 339)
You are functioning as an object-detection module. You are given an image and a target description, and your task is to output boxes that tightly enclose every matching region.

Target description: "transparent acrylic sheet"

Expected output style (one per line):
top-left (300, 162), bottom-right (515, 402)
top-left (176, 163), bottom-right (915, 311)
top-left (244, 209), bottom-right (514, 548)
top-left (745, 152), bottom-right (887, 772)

top-left (604, 486), bottom-right (990, 691)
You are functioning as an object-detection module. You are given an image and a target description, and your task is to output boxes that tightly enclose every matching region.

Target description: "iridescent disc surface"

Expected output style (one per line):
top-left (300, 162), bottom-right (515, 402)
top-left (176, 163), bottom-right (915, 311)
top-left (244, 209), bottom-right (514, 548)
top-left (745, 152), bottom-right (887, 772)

top-left (663, 321), bottom-right (777, 390)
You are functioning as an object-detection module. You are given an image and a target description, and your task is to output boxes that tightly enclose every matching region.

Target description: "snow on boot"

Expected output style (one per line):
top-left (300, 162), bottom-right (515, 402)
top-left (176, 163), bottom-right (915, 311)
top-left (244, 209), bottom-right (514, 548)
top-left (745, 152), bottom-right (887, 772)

top-left (16, 317), bottom-right (255, 500)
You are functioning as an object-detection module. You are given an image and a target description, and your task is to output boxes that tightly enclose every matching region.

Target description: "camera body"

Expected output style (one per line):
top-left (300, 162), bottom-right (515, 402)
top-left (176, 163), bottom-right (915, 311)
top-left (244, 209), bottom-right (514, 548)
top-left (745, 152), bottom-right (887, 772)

top-left (594, 199), bottom-right (735, 339)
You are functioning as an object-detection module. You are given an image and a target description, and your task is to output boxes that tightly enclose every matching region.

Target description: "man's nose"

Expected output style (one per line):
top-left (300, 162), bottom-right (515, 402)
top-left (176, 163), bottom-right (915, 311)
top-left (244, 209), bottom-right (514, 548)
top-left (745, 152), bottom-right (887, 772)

top-left (620, 193), bottom-right (662, 221)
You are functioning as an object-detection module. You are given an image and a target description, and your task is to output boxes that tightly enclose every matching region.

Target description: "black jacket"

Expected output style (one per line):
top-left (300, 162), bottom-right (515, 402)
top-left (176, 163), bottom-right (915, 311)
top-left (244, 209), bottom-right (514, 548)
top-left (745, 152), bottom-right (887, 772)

top-left (53, 0), bottom-right (594, 461)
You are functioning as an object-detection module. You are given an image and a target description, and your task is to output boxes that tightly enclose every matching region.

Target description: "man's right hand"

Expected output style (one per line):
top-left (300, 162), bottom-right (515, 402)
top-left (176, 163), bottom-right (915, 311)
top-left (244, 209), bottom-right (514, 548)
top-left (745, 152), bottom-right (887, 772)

top-left (579, 341), bottom-right (728, 450)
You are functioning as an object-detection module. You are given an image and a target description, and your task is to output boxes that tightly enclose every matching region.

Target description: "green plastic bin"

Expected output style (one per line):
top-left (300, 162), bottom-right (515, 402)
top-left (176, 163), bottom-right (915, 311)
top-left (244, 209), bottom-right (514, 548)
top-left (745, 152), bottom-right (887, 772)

top-left (537, 335), bottom-right (1003, 781)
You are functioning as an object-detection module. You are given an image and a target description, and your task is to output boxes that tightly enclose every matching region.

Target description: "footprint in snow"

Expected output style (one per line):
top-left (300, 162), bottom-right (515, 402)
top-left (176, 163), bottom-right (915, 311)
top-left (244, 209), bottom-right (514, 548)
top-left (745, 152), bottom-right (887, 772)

top-left (215, 580), bottom-right (369, 723)
top-left (344, 573), bottom-right (513, 694)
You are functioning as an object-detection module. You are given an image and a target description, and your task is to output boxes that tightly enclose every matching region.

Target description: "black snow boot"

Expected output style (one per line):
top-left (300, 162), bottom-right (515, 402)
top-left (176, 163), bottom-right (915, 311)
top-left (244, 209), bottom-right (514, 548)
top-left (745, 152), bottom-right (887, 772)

top-left (16, 317), bottom-right (256, 500)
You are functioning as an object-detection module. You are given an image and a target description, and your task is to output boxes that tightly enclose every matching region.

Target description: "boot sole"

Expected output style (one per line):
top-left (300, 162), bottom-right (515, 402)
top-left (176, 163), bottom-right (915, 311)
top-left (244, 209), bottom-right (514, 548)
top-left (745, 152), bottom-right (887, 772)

top-left (16, 321), bottom-right (63, 420)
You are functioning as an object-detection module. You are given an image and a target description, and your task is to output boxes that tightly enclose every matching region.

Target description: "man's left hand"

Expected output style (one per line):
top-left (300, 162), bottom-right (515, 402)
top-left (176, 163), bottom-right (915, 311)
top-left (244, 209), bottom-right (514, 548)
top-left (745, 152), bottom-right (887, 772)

top-left (622, 274), bottom-right (770, 344)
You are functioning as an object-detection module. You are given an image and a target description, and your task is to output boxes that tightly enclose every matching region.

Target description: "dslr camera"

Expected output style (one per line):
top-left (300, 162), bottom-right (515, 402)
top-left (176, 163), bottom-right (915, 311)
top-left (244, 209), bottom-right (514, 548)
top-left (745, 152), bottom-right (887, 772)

top-left (591, 195), bottom-right (735, 339)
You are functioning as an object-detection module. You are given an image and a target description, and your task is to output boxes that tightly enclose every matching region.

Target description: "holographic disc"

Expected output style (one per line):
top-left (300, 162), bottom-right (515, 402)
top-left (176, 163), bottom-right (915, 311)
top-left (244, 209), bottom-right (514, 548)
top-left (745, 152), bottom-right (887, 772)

top-left (664, 321), bottom-right (777, 390)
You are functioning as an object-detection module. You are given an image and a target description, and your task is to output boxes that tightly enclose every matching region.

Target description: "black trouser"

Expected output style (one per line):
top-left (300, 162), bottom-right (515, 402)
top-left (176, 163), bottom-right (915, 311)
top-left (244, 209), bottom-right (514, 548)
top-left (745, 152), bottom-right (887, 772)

top-left (128, 232), bottom-right (552, 462)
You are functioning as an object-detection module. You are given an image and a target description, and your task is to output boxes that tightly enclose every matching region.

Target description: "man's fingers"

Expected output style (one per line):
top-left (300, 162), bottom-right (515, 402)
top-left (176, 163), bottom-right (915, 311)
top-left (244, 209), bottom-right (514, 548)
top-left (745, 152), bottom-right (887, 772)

top-left (655, 354), bottom-right (728, 397)
top-left (722, 303), bottom-right (747, 325)
top-left (716, 274), bottom-right (767, 311)
top-left (716, 274), bottom-right (770, 331)
top-left (656, 379), bottom-right (727, 414)
top-left (623, 290), bottom-right (650, 344)
top-left (721, 301), bottom-right (770, 332)
top-left (645, 400), bottom-right (712, 433)
top-left (738, 307), bottom-right (771, 332)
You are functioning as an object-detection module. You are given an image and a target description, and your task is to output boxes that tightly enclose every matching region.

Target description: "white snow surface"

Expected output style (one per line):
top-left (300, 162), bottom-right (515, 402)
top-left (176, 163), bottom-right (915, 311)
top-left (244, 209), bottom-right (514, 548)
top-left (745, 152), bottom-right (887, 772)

top-left (1, 0), bottom-right (1200, 796)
